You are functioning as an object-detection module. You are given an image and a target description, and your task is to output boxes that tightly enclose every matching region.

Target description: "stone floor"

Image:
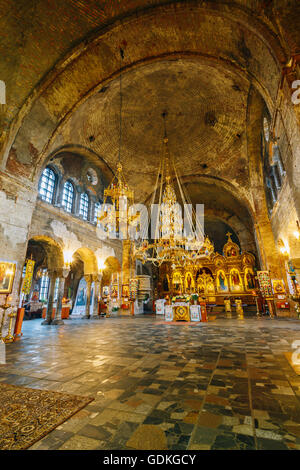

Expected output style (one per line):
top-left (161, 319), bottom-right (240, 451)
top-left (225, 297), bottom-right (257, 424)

top-left (1, 315), bottom-right (300, 450)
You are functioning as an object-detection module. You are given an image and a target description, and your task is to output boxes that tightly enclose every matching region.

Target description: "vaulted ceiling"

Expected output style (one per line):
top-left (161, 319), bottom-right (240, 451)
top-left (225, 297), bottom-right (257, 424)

top-left (50, 59), bottom-right (250, 203)
top-left (1, 0), bottom-right (299, 132)
top-left (1, 0), bottom-right (299, 252)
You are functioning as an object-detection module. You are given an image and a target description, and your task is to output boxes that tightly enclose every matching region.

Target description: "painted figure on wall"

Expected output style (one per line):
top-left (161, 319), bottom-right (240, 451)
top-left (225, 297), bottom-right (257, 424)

top-left (245, 269), bottom-right (255, 290)
top-left (172, 272), bottom-right (182, 293)
top-left (111, 285), bottom-right (118, 298)
top-left (0, 262), bottom-right (15, 293)
top-left (187, 273), bottom-right (192, 289)
top-left (31, 290), bottom-right (39, 301)
top-left (230, 269), bottom-right (242, 291)
top-left (272, 279), bottom-right (285, 295)
top-left (207, 278), bottom-right (215, 294)
top-left (122, 284), bottom-right (129, 297)
top-left (217, 270), bottom-right (228, 292)
top-left (77, 285), bottom-right (86, 306)
top-left (228, 247), bottom-right (237, 257)
top-left (185, 272), bottom-right (194, 292)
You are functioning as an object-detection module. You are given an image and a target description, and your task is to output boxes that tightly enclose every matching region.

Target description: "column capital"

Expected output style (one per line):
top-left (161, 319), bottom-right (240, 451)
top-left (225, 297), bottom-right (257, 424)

top-left (92, 273), bottom-right (102, 283)
top-left (47, 269), bottom-right (58, 279)
top-left (84, 274), bottom-right (93, 283)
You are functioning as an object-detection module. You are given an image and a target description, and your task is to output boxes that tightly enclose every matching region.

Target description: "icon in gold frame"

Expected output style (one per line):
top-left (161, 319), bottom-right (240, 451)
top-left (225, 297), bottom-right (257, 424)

top-left (0, 262), bottom-right (16, 294)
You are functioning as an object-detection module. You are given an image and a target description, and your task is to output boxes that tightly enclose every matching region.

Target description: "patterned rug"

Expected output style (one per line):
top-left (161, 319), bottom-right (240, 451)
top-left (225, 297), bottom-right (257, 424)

top-left (0, 383), bottom-right (93, 450)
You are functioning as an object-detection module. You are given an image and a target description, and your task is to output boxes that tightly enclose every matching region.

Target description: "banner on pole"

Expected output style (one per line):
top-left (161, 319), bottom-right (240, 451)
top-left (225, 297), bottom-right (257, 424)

top-left (22, 259), bottom-right (35, 295)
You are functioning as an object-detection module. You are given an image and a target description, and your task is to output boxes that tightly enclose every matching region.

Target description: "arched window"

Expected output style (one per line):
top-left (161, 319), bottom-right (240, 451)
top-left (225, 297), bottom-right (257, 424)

top-left (62, 181), bottom-right (74, 213)
top-left (79, 192), bottom-right (89, 220)
top-left (273, 145), bottom-right (285, 178)
top-left (272, 165), bottom-right (281, 190)
top-left (38, 167), bottom-right (56, 203)
top-left (94, 201), bottom-right (102, 224)
top-left (263, 117), bottom-right (270, 142)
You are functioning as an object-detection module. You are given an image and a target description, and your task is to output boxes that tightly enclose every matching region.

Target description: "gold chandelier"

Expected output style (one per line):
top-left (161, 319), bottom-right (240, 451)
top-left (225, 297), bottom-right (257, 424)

top-left (134, 112), bottom-right (214, 267)
top-left (98, 162), bottom-right (138, 236)
top-left (98, 48), bottom-right (139, 236)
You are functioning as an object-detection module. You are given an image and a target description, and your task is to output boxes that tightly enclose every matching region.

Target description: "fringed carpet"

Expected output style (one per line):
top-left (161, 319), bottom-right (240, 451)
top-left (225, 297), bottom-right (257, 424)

top-left (0, 383), bottom-right (93, 450)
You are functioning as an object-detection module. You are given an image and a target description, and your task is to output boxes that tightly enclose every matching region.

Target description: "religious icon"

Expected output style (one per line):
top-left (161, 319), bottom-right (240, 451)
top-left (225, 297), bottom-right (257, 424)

top-left (122, 284), bottom-right (129, 297)
top-left (77, 285), bottom-right (86, 306)
top-left (172, 272), bottom-right (182, 292)
top-left (31, 290), bottom-right (39, 301)
top-left (207, 279), bottom-right (215, 294)
top-left (245, 269), bottom-right (255, 290)
top-left (111, 285), bottom-right (118, 297)
top-left (231, 271), bottom-right (240, 285)
top-left (230, 269), bottom-right (242, 291)
top-left (217, 270), bottom-right (228, 292)
top-left (228, 247), bottom-right (237, 257)
top-left (272, 279), bottom-right (285, 295)
top-left (185, 272), bottom-right (193, 292)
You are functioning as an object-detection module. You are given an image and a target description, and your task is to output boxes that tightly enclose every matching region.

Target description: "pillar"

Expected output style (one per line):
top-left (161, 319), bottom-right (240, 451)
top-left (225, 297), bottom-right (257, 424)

top-left (122, 240), bottom-right (133, 287)
top-left (74, 188), bottom-right (82, 217)
top-left (92, 274), bottom-right (102, 318)
top-left (83, 274), bottom-right (92, 319)
top-left (54, 175), bottom-right (65, 207)
top-left (41, 271), bottom-right (56, 325)
top-left (52, 271), bottom-right (67, 325)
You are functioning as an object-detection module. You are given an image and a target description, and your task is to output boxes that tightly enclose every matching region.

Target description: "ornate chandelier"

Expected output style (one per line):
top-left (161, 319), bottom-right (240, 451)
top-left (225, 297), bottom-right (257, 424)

top-left (98, 48), bottom-right (139, 237)
top-left (134, 112), bottom-right (214, 267)
top-left (98, 162), bottom-right (138, 236)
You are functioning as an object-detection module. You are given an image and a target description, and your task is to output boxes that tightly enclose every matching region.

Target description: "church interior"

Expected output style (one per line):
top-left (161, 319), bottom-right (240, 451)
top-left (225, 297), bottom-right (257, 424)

top-left (0, 0), bottom-right (300, 452)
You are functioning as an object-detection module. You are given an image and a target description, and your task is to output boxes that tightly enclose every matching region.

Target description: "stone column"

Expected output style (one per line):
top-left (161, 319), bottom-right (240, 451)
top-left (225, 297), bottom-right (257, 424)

top-left (83, 274), bottom-right (92, 319)
top-left (54, 176), bottom-right (64, 207)
top-left (92, 274), bottom-right (102, 318)
top-left (89, 196), bottom-right (96, 224)
top-left (52, 269), bottom-right (69, 325)
top-left (74, 189), bottom-right (82, 217)
top-left (41, 271), bottom-right (56, 325)
top-left (122, 240), bottom-right (132, 286)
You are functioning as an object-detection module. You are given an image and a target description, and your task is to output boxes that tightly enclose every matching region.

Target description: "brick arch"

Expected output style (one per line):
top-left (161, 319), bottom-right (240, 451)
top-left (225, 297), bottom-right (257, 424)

top-left (144, 173), bottom-right (256, 228)
top-left (102, 256), bottom-right (121, 286)
top-left (44, 145), bottom-right (114, 185)
top-left (26, 235), bottom-right (64, 271)
top-left (73, 247), bottom-right (98, 275)
top-left (203, 211), bottom-right (256, 254)
top-left (2, 2), bottom-right (286, 180)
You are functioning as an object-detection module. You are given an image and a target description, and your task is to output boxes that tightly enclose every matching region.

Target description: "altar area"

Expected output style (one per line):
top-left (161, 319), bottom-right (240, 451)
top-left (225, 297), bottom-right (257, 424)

top-left (156, 233), bottom-right (257, 319)
top-left (156, 299), bottom-right (202, 322)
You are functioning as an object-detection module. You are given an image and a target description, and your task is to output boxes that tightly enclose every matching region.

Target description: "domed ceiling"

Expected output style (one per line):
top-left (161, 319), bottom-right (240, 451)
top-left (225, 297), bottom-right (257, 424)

top-left (51, 59), bottom-right (250, 204)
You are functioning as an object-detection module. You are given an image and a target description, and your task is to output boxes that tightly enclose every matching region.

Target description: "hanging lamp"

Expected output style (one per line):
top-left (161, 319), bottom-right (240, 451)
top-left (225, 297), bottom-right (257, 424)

top-left (98, 48), bottom-right (139, 238)
top-left (134, 111), bottom-right (214, 268)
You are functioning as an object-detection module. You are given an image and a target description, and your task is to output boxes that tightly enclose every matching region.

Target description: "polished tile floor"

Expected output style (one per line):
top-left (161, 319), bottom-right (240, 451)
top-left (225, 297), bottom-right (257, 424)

top-left (1, 315), bottom-right (300, 450)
